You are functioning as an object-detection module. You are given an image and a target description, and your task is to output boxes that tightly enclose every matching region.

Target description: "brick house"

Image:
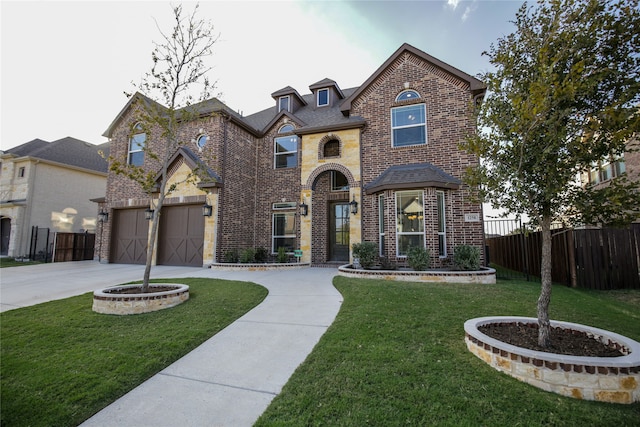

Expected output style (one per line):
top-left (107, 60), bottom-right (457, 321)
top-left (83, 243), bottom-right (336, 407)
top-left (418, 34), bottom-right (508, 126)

top-left (98, 43), bottom-right (486, 267)
top-left (0, 137), bottom-right (108, 258)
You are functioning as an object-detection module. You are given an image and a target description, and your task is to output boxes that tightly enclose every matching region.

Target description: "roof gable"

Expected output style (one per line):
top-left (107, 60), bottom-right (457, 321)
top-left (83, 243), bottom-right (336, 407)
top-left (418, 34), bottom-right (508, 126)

top-left (340, 43), bottom-right (486, 116)
top-left (153, 146), bottom-right (222, 191)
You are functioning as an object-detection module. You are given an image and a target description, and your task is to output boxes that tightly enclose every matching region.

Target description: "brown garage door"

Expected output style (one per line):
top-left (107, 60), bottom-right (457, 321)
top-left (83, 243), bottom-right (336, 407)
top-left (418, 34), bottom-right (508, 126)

top-left (111, 209), bottom-right (148, 264)
top-left (157, 205), bottom-right (204, 267)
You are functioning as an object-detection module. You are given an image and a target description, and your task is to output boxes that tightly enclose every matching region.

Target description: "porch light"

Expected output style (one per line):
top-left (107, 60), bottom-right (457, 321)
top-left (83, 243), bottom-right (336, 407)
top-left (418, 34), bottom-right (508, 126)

top-left (97, 209), bottom-right (109, 223)
top-left (299, 200), bottom-right (308, 216)
top-left (202, 203), bottom-right (213, 217)
top-left (349, 196), bottom-right (358, 215)
top-left (144, 208), bottom-right (154, 221)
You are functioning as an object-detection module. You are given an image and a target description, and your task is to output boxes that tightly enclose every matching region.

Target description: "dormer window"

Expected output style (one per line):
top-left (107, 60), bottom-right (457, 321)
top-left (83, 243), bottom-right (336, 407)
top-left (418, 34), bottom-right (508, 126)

top-left (317, 88), bottom-right (329, 107)
top-left (278, 96), bottom-right (290, 113)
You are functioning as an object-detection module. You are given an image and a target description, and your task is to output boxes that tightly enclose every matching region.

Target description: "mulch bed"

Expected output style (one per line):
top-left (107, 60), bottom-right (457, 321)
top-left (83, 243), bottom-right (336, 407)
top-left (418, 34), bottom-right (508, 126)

top-left (478, 322), bottom-right (624, 357)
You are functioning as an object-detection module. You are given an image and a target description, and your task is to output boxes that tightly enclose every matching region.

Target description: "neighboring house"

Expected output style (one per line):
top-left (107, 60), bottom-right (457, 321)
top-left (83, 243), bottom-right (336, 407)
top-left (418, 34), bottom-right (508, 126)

top-left (0, 137), bottom-right (108, 258)
top-left (98, 43), bottom-right (486, 267)
top-left (582, 138), bottom-right (639, 189)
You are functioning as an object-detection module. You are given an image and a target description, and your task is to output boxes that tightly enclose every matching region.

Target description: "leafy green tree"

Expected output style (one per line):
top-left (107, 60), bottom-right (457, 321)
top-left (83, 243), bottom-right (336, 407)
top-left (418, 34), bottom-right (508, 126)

top-left (463, 0), bottom-right (640, 347)
top-left (108, 4), bottom-right (219, 292)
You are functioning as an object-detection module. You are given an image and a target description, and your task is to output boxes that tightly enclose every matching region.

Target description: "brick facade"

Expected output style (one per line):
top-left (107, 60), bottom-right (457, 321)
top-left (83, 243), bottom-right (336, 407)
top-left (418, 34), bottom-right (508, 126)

top-left (100, 43), bottom-right (486, 267)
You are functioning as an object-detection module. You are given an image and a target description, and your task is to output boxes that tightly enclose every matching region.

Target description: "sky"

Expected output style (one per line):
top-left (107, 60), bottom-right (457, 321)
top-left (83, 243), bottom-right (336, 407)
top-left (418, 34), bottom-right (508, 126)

top-left (0, 0), bottom-right (525, 151)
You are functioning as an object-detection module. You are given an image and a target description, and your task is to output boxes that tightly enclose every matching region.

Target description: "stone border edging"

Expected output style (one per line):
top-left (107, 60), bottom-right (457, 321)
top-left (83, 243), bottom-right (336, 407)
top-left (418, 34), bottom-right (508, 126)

top-left (464, 316), bottom-right (640, 403)
top-left (209, 262), bottom-right (311, 271)
top-left (93, 284), bottom-right (189, 315)
top-left (337, 265), bottom-right (496, 284)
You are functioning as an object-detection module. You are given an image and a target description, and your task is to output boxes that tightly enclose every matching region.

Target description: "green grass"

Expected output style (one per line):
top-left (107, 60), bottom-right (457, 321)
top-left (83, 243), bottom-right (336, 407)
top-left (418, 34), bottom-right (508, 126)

top-left (0, 278), bottom-right (268, 427)
top-left (256, 277), bottom-right (640, 426)
top-left (0, 257), bottom-right (42, 267)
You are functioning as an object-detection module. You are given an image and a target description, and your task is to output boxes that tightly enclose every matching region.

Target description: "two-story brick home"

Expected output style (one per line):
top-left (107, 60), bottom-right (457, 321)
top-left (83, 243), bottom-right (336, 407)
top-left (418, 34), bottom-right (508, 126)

top-left (98, 43), bottom-right (486, 267)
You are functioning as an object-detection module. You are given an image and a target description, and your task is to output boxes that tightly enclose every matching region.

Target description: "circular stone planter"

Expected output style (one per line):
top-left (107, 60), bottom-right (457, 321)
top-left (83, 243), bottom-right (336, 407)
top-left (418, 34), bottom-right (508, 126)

top-left (464, 316), bottom-right (640, 404)
top-left (93, 284), bottom-right (189, 315)
top-left (338, 265), bottom-right (496, 284)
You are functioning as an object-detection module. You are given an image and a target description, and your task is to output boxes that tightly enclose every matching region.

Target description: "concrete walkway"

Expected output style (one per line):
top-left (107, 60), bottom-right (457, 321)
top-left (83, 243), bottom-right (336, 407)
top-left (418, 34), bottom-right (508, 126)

top-left (0, 261), bottom-right (342, 426)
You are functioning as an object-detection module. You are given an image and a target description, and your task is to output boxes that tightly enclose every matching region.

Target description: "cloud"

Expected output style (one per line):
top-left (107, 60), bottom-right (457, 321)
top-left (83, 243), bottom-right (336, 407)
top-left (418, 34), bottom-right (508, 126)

top-left (446, 0), bottom-right (477, 21)
top-left (447, 0), bottom-right (460, 9)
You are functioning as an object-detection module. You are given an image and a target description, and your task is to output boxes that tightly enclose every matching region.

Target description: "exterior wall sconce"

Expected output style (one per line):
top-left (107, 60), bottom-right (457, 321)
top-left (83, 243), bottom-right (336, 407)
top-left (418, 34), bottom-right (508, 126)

top-left (299, 200), bottom-right (309, 216)
top-left (97, 209), bottom-right (109, 223)
top-left (350, 196), bottom-right (358, 215)
top-left (202, 203), bottom-right (213, 217)
top-left (144, 208), bottom-right (155, 221)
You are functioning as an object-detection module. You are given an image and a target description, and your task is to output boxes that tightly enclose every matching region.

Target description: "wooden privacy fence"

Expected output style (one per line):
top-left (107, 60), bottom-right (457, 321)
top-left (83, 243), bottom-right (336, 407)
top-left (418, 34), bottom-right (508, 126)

top-left (485, 224), bottom-right (640, 290)
top-left (53, 232), bottom-right (95, 262)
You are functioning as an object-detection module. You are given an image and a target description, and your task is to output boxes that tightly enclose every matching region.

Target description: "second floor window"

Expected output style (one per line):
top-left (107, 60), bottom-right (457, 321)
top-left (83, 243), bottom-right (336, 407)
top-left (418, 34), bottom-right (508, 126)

top-left (589, 154), bottom-right (625, 185)
top-left (278, 96), bottom-right (290, 113)
top-left (274, 135), bottom-right (298, 169)
top-left (317, 88), bottom-right (329, 107)
top-left (391, 104), bottom-right (427, 147)
top-left (128, 123), bottom-right (146, 166)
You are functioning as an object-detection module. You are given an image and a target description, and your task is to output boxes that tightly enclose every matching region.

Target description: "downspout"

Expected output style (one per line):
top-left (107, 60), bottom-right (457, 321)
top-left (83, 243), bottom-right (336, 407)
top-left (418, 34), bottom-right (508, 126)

top-left (253, 134), bottom-right (259, 248)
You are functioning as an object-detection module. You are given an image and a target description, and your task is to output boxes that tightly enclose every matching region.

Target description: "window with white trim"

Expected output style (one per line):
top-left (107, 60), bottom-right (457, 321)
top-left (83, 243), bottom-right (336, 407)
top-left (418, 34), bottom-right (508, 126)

top-left (437, 191), bottom-right (447, 257)
top-left (272, 211), bottom-right (295, 254)
top-left (196, 134), bottom-right (208, 149)
top-left (274, 135), bottom-right (298, 168)
top-left (18, 167), bottom-right (25, 178)
top-left (391, 104), bottom-right (427, 147)
top-left (331, 171), bottom-right (349, 191)
top-left (588, 154), bottom-right (626, 185)
top-left (379, 194), bottom-right (385, 257)
top-left (278, 96), bottom-right (290, 112)
top-left (128, 122), bottom-right (146, 166)
top-left (396, 190), bottom-right (424, 257)
top-left (317, 88), bottom-right (329, 107)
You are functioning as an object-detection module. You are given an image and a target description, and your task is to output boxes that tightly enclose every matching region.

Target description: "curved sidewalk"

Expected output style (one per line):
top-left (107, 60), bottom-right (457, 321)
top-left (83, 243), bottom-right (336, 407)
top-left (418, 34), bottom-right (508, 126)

top-left (1, 262), bottom-right (342, 426)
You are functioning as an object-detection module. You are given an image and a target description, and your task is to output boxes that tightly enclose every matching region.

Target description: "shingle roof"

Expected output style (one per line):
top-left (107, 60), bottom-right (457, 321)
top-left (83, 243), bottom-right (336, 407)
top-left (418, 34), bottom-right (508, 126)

top-left (5, 137), bottom-right (108, 173)
top-left (364, 163), bottom-right (461, 194)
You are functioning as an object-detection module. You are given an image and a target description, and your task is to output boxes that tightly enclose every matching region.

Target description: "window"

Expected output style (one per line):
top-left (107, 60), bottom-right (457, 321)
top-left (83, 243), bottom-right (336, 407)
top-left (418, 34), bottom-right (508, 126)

top-left (196, 134), bottom-right (208, 149)
top-left (278, 96), bottom-right (290, 113)
top-left (323, 139), bottom-right (340, 158)
top-left (273, 202), bottom-right (297, 210)
top-left (379, 194), bottom-right (385, 257)
top-left (331, 171), bottom-right (349, 192)
top-left (588, 154), bottom-right (626, 185)
top-left (128, 123), bottom-right (146, 166)
top-left (274, 135), bottom-right (298, 168)
top-left (396, 190), bottom-right (424, 257)
top-left (437, 191), bottom-right (447, 257)
top-left (272, 212), bottom-right (295, 253)
top-left (391, 104), bottom-right (427, 147)
top-left (396, 90), bottom-right (420, 101)
top-left (317, 88), bottom-right (329, 107)
top-left (279, 124), bottom-right (294, 133)
top-left (18, 167), bottom-right (25, 178)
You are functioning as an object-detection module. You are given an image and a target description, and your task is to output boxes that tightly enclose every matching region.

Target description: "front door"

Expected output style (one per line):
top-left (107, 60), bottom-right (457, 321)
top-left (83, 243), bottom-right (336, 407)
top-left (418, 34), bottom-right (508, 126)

top-left (329, 202), bottom-right (350, 262)
top-left (1, 217), bottom-right (11, 256)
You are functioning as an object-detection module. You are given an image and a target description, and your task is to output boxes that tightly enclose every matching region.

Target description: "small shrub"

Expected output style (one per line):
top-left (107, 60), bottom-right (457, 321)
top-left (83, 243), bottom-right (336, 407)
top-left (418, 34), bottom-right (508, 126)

top-left (453, 245), bottom-right (481, 271)
top-left (407, 246), bottom-right (430, 271)
top-left (379, 257), bottom-right (397, 270)
top-left (277, 247), bottom-right (288, 263)
top-left (240, 248), bottom-right (256, 263)
top-left (254, 247), bottom-right (269, 263)
top-left (224, 249), bottom-right (239, 263)
top-left (352, 242), bottom-right (377, 269)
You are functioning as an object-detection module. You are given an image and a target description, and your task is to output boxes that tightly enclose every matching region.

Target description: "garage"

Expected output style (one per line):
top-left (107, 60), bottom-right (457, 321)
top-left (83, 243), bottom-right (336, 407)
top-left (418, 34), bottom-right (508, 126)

top-left (157, 204), bottom-right (204, 267)
top-left (111, 208), bottom-right (148, 264)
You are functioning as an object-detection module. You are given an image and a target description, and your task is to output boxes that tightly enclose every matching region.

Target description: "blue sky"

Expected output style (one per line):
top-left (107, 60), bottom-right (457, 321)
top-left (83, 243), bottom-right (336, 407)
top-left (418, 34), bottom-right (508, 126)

top-left (0, 0), bottom-right (524, 150)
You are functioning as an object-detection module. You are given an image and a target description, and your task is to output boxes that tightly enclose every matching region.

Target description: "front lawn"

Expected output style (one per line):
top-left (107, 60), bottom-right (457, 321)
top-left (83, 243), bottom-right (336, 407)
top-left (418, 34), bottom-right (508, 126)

top-left (256, 277), bottom-right (640, 426)
top-left (0, 278), bottom-right (268, 427)
top-left (0, 257), bottom-right (42, 267)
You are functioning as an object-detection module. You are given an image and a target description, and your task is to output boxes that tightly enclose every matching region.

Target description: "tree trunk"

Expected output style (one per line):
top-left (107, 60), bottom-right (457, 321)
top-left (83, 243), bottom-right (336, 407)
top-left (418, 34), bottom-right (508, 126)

top-left (537, 215), bottom-right (553, 348)
top-left (142, 191), bottom-right (166, 293)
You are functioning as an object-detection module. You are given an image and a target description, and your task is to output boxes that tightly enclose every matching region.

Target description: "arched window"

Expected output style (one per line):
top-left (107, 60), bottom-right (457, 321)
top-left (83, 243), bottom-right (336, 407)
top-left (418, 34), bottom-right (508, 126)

top-left (396, 90), bottom-right (421, 102)
top-left (128, 122), bottom-right (146, 166)
top-left (279, 124), bottom-right (294, 133)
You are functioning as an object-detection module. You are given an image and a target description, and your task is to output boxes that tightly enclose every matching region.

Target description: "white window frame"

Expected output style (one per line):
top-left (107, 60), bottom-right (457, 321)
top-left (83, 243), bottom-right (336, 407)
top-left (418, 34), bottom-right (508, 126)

top-left (128, 123), bottom-right (146, 166)
top-left (395, 190), bottom-right (425, 257)
top-left (278, 96), bottom-right (290, 112)
top-left (274, 135), bottom-right (298, 169)
top-left (272, 211), bottom-right (296, 254)
top-left (391, 104), bottom-right (427, 147)
top-left (437, 190), bottom-right (447, 258)
top-left (396, 90), bottom-right (420, 102)
top-left (18, 166), bottom-right (25, 178)
top-left (330, 171), bottom-right (349, 192)
top-left (317, 88), bottom-right (329, 107)
top-left (196, 134), bottom-right (208, 149)
top-left (379, 194), bottom-right (385, 257)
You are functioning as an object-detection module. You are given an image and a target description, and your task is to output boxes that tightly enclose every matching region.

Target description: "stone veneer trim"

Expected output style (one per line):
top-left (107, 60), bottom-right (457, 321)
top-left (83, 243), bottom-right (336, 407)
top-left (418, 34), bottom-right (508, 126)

top-left (93, 284), bottom-right (189, 315)
top-left (338, 265), bottom-right (496, 284)
top-left (464, 316), bottom-right (640, 404)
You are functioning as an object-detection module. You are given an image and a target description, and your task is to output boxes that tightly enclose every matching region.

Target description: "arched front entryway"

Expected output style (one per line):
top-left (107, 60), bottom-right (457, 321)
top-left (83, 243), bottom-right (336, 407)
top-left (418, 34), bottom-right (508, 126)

top-left (304, 164), bottom-right (360, 265)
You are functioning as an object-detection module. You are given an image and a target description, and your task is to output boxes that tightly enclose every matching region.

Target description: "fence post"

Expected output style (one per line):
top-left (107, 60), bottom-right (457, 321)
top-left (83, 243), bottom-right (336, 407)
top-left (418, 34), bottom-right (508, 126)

top-left (566, 229), bottom-right (578, 288)
top-left (520, 218), bottom-right (530, 281)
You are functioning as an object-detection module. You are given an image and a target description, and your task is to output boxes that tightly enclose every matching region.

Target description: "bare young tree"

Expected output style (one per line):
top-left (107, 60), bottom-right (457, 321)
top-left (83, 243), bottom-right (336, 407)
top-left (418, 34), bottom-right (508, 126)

top-left (109, 3), bottom-right (219, 291)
